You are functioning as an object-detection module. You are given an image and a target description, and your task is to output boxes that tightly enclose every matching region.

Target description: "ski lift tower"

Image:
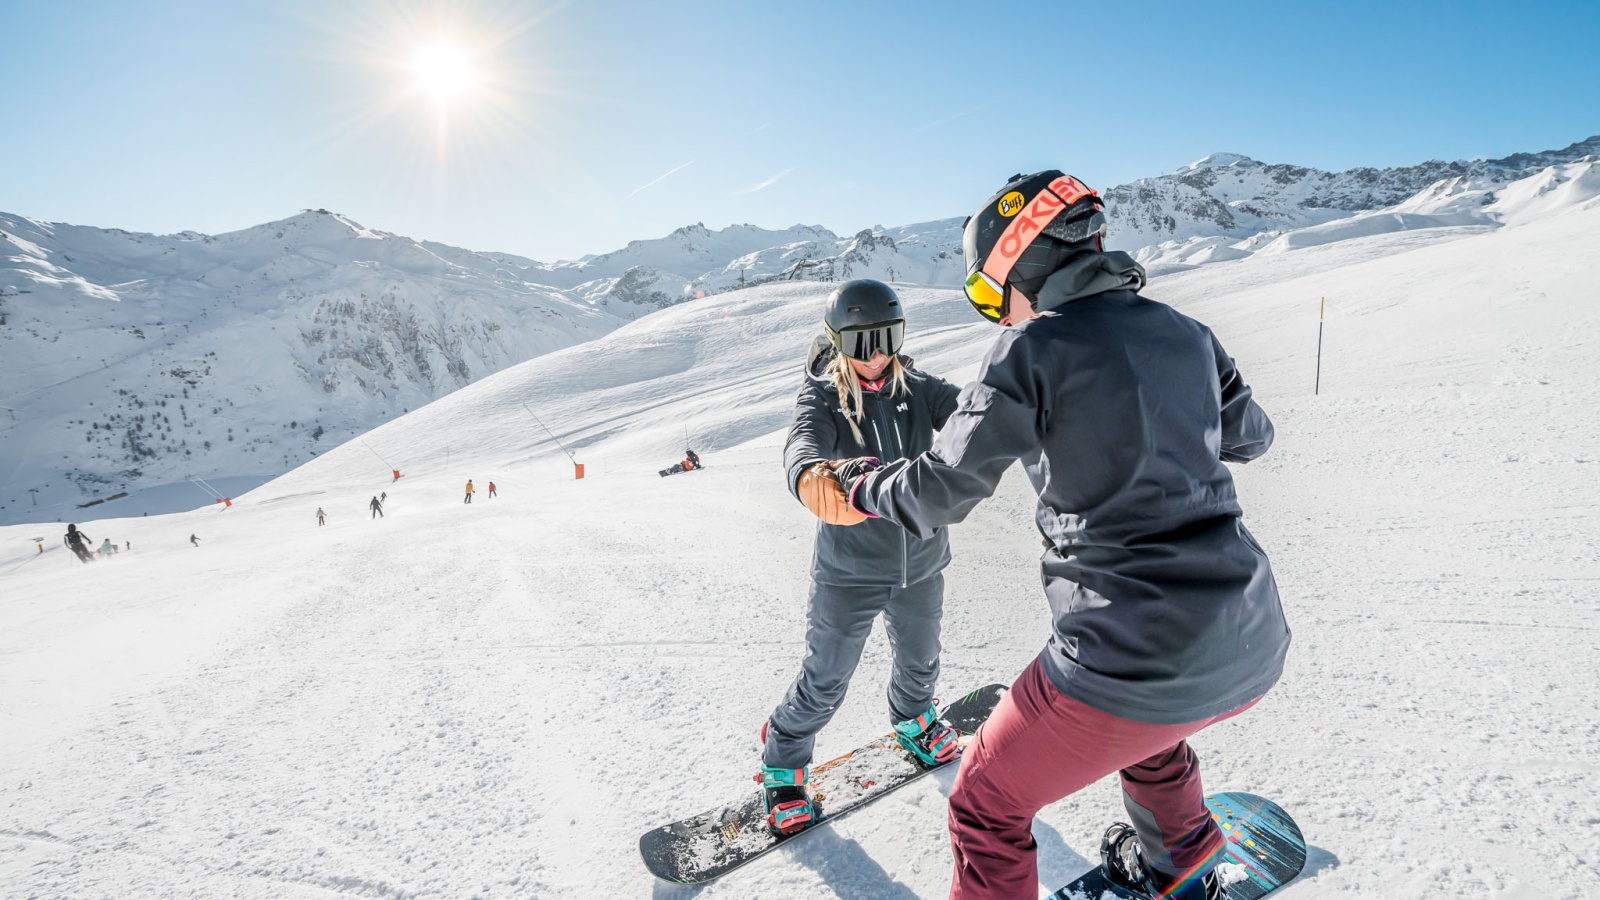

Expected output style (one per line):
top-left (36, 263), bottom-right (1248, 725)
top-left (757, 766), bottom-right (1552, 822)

top-left (784, 259), bottom-right (820, 281)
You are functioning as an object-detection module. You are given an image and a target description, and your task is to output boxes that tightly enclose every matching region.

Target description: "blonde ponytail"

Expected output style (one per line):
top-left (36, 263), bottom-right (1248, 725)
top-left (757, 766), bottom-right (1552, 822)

top-left (826, 350), bottom-right (909, 448)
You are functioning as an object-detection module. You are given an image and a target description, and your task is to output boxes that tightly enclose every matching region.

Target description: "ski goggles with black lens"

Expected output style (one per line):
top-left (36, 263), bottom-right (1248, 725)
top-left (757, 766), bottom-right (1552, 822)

top-left (963, 270), bottom-right (1008, 323)
top-left (827, 319), bottom-right (905, 362)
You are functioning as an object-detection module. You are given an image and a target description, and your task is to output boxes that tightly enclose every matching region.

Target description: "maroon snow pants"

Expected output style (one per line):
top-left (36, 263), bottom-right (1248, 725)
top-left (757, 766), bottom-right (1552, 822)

top-left (946, 657), bottom-right (1257, 900)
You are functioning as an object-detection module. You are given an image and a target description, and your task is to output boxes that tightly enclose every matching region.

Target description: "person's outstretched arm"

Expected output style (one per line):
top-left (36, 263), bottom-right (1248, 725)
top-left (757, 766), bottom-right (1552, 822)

top-left (854, 331), bottom-right (1045, 538)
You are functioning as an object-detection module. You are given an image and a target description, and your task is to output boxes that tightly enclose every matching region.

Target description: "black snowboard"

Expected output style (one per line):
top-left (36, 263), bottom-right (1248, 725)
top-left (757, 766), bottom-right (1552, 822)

top-left (639, 683), bottom-right (1008, 884)
top-left (659, 463), bottom-right (703, 477)
top-left (1046, 792), bottom-right (1305, 900)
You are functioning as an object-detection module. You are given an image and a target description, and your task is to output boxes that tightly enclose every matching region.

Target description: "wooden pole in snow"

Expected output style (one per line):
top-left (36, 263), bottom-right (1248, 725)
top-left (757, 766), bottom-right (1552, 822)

top-left (1315, 296), bottom-right (1325, 396)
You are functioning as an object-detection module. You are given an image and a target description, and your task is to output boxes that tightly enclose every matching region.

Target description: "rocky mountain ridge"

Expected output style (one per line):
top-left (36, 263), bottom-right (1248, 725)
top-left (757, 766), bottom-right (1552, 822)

top-left (4, 133), bottom-right (1596, 522)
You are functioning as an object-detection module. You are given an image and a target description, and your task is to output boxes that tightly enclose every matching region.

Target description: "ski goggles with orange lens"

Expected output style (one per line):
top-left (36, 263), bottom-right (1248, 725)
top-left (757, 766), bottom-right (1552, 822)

top-left (827, 320), bottom-right (905, 362)
top-left (963, 270), bottom-right (1008, 323)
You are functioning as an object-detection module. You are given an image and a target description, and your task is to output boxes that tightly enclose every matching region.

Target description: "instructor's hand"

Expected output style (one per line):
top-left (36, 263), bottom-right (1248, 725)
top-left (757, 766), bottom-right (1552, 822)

top-left (797, 457), bottom-right (880, 526)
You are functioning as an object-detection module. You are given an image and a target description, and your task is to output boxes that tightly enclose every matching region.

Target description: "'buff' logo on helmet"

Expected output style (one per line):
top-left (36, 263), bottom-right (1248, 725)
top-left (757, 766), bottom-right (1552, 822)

top-left (983, 175), bottom-right (1096, 284)
top-left (997, 191), bottom-right (1025, 217)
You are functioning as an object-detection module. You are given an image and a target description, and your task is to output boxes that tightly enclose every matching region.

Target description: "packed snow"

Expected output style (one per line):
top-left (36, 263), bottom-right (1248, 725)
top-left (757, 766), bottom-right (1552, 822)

top-left (3, 169), bottom-right (1598, 899)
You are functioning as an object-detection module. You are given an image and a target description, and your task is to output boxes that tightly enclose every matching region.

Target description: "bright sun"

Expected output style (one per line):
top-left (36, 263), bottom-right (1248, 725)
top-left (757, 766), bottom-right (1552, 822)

top-left (412, 41), bottom-right (474, 106)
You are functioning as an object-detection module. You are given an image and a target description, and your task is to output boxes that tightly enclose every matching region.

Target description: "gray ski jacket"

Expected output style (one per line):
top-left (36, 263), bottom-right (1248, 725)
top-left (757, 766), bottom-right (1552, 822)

top-left (785, 338), bottom-right (962, 587)
top-left (853, 278), bottom-right (1290, 724)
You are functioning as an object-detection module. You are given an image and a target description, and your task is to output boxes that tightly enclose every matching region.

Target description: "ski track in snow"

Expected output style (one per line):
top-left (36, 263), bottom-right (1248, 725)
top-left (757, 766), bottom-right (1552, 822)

top-left (3, 203), bottom-right (1600, 899)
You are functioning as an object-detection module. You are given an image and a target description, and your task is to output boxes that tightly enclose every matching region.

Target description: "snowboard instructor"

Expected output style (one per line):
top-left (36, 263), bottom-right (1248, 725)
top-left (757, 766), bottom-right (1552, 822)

top-left (760, 279), bottom-right (965, 837)
top-left (813, 173), bottom-right (1291, 900)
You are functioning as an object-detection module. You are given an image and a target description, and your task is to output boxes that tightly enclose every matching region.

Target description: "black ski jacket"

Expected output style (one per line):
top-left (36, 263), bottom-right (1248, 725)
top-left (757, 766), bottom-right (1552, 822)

top-left (853, 281), bottom-right (1290, 724)
top-left (784, 338), bottom-right (962, 587)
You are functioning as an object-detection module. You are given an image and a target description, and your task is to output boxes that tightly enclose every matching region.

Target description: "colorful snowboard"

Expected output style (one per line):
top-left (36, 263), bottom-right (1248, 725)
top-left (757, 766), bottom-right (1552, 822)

top-left (639, 683), bottom-right (1008, 884)
top-left (1046, 792), bottom-right (1305, 900)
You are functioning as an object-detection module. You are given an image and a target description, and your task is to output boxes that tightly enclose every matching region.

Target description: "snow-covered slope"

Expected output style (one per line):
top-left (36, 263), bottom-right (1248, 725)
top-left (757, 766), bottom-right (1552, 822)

top-left (3, 192), bottom-right (1598, 899)
top-left (0, 211), bottom-right (625, 524)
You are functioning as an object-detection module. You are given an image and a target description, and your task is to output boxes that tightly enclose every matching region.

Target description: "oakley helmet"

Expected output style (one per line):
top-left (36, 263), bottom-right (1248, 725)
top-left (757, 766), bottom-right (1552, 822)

top-left (961, 171), bottom-right (1107, 322)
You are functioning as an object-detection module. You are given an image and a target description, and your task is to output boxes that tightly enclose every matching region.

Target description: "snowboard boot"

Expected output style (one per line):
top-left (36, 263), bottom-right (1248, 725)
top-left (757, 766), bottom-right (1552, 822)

top-left (755, 764), bottom-right (813, 836)
top-left (892, 703), bottom-right (958, 765)
top-left (1101, 822), bottom-right (1225, 900)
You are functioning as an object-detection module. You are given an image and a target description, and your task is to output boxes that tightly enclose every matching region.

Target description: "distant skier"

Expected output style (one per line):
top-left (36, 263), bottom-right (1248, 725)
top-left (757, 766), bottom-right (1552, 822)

top-left (189, 534), bottom-right (200, 547)
top-left (380, 491), bottom-right (387, 502)
top-left (815, 172), bottom-right (1290, 900)
top-left (124, 540), bottom-right (130, 551)
top-left (464, 480), bottom-right (474, 504)
top-left (64, 524), bottom-right (94, 563)
top-left (758, 279), bottom-right (964, 837)
top-left (100, 538), bottom-right (115, 556)
top-left (316, 507), bottom-right (326, 526)
top-left (487, 481), bottom-right (497, 498)
top-left (370, 496), bottom-right (384, 519)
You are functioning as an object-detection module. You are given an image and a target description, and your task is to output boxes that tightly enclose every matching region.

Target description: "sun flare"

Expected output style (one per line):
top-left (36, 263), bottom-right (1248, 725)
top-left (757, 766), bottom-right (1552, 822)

top-left (412, 40), bottom-right (475, 106)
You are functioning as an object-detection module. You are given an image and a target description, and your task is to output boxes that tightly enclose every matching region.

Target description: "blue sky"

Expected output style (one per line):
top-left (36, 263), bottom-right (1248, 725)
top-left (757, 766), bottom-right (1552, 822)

top-left (2, 0), bottom-right (1595, 261)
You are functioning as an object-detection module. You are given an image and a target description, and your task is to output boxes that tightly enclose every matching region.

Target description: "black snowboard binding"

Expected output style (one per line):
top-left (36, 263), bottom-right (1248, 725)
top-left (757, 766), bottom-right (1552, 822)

top-left (1101, 822), bottom-right (1225, 900)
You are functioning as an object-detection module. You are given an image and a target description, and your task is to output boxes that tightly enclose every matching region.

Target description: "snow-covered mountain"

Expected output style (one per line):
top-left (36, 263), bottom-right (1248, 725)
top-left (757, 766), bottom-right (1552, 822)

top-left (5, 134), bottom-right (1597, 523)
top-left (525, 220), bottom-right (966, 308)
top-left (0, 211), bottom-right (624, 523)
top-left (1106, 135), bottom-right (1600, 269)
top-left (562, 135), bottom-right (1600, 303)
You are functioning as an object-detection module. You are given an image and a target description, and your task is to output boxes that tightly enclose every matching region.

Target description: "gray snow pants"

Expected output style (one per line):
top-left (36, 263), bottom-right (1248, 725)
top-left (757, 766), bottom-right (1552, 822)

top-left (764, 574), bottom-right (944, 769)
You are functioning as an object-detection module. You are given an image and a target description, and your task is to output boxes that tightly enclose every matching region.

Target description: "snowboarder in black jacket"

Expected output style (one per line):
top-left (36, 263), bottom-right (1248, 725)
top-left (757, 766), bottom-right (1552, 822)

top-left (370, 496), bottom-right (384, 518)
top-left (757, 279), bottom-right (964, 837)
top-left (817, 172), bottom-right (1289, 900)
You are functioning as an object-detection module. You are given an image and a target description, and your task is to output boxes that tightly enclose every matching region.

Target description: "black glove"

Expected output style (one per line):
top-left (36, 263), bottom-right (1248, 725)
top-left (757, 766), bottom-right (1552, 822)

top-left (832, 456), bottom-right (883, 514)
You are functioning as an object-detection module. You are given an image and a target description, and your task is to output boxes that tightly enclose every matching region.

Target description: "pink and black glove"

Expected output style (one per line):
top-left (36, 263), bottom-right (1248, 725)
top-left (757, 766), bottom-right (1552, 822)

top-left (832, 456), bottom-right (883, 518)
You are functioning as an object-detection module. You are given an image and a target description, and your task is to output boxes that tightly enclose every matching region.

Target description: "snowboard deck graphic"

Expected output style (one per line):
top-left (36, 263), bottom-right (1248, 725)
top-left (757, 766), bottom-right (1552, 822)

top-left (1047, 792), bottom-right (1305, 900)
top-left (639, 683), bottom-right (1008, 884)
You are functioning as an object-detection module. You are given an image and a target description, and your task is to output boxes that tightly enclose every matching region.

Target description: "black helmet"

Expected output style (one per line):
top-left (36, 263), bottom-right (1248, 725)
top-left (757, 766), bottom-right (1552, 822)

top-left (961, 171), bottom-right (1106, 322)
top-left (823, 279), bottom-right (904, 362)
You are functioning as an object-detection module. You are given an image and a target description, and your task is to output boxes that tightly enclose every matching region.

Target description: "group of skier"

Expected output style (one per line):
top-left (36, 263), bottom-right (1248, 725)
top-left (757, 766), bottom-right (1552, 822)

top-left (60, 523), bottom-right (139, 561)
top-left (758, 170), bottom-right (1291, 900)
top-left (328, 482), bottom-right (496, 523)
top-left (62, 523), bottom-right (118, 562)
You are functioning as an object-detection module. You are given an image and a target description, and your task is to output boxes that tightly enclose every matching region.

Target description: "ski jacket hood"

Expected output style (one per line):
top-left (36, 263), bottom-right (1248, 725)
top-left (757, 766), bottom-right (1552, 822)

top-left (853, 289), bottom-right (1288, 723)
top-left (1031, 250), bottom-right (1146, 313)
top-left (785, 336), bottom-right (962, 587)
